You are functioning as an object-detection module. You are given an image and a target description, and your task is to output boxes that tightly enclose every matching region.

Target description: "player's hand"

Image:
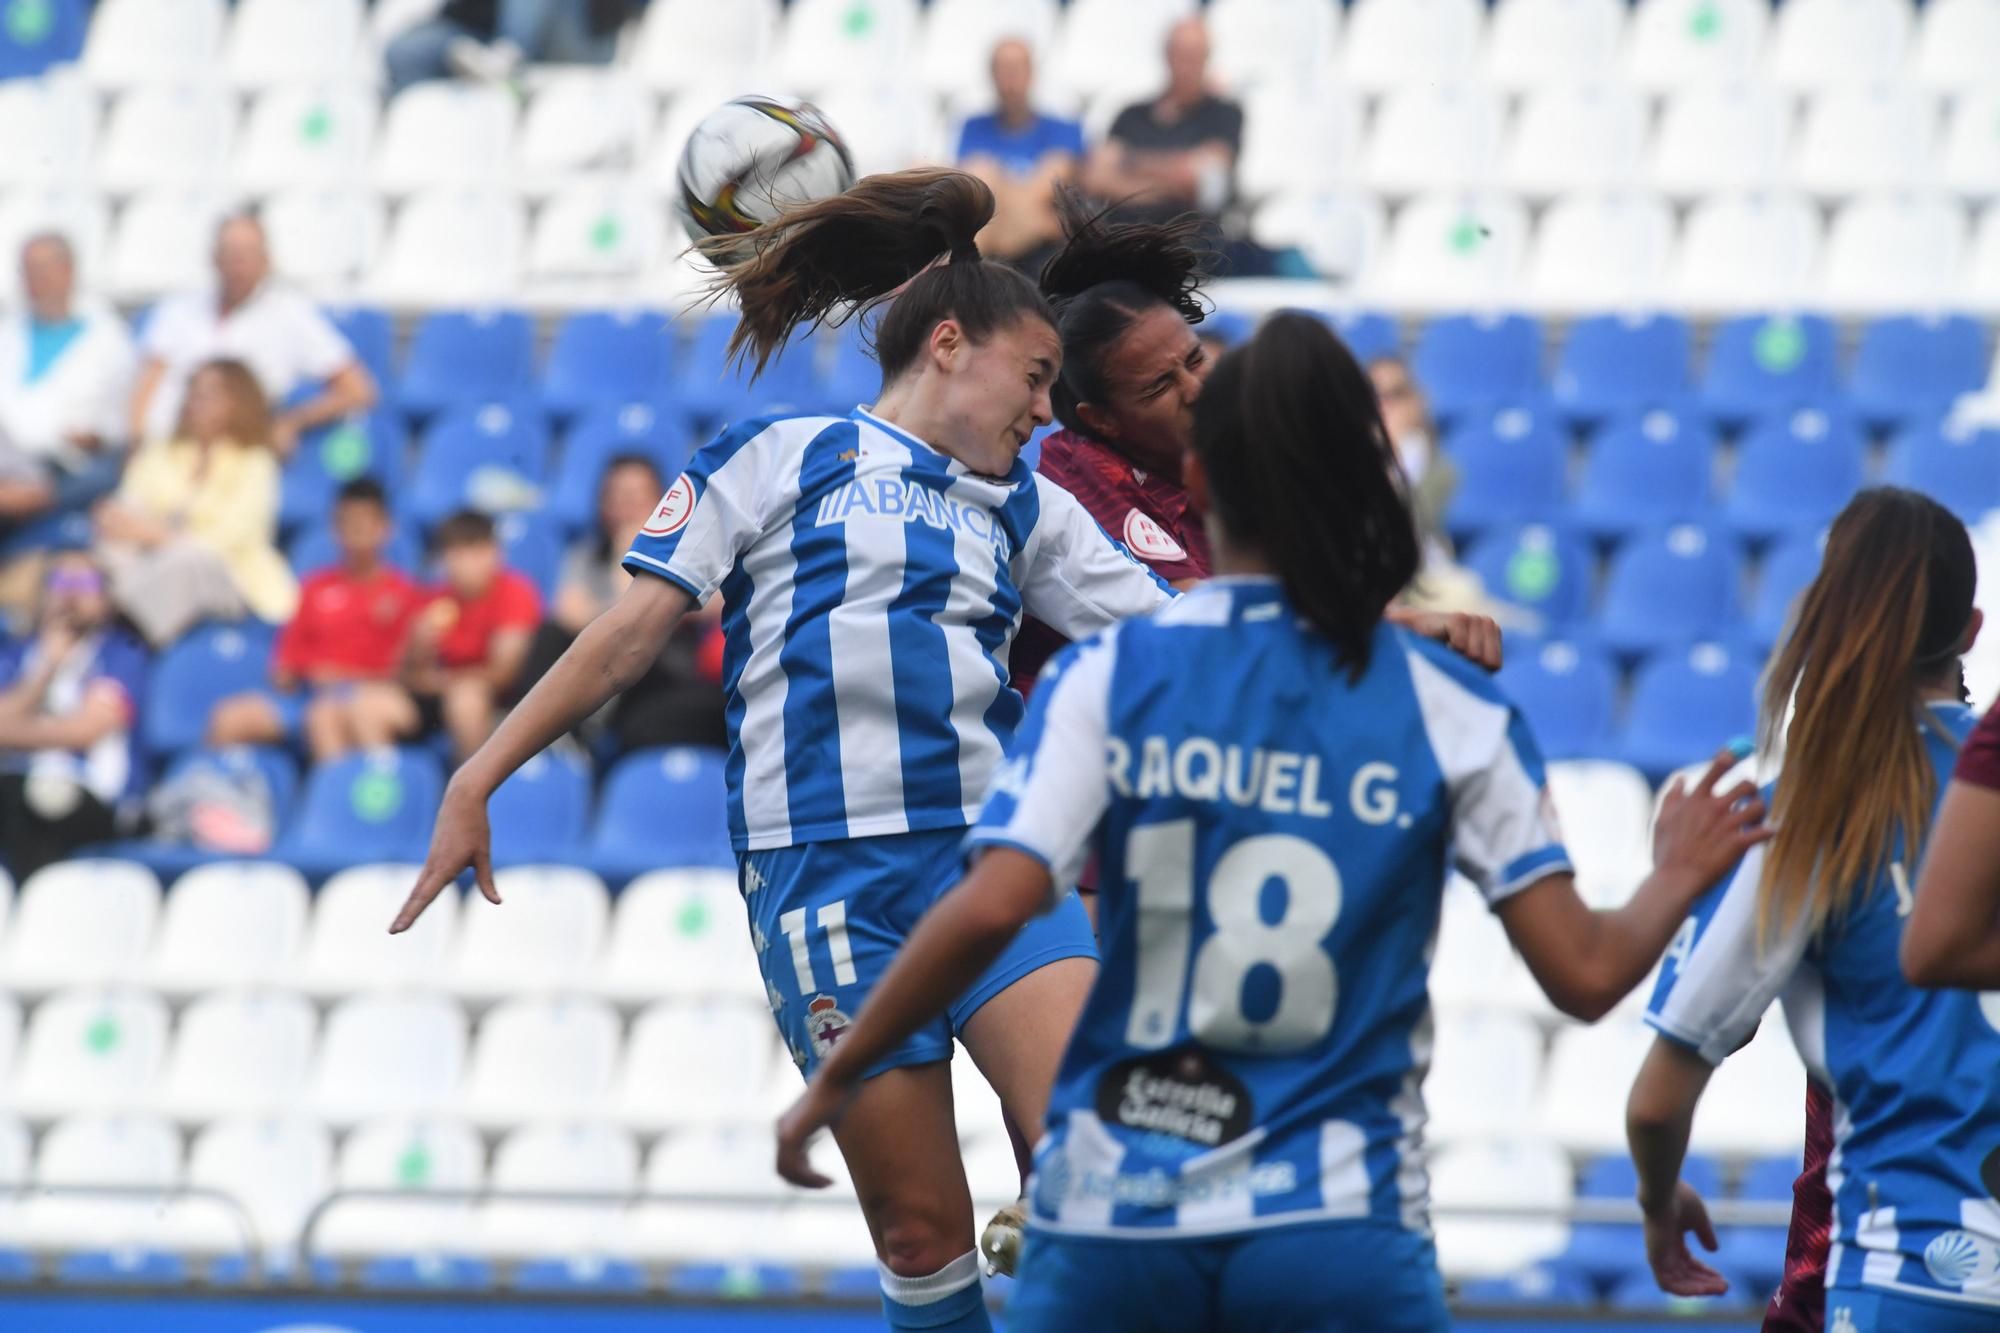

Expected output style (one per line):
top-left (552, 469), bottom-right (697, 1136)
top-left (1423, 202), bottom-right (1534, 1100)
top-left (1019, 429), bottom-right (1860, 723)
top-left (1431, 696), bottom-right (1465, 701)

top-left (389, 780), bottom-right (500, 934)
top-left (775, 1073), bottom-right (858, 1190)
top-left (1652, 748), bottom-right (1771, 898)
top-left (1642, 1181), bottom-right (1730, 1298)
top-left (1388, 607), bottom-right (1504, 672)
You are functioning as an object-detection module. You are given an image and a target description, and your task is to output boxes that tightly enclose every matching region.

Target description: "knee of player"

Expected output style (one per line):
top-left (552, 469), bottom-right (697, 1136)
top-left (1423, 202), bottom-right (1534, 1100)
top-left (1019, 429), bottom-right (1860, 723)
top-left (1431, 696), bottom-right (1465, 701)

top-left (874, 1215), bottom-right (971, 1279)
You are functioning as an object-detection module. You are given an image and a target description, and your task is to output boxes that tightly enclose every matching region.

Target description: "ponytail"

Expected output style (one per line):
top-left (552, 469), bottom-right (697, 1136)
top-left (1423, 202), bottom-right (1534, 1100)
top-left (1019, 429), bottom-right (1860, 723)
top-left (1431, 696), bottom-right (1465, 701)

top-left (1192, 312), bottom-right (1420, 675)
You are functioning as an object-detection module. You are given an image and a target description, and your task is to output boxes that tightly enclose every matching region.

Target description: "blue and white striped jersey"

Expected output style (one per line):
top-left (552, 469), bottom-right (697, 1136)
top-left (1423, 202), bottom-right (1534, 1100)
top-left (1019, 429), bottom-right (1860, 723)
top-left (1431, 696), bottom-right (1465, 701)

top-left (971, 578), bottom-right (1570, 1239)
top-left (623, 407), bottom-right (1171, 851)
top-left (1646, 702), bottom-right (2000, 1315)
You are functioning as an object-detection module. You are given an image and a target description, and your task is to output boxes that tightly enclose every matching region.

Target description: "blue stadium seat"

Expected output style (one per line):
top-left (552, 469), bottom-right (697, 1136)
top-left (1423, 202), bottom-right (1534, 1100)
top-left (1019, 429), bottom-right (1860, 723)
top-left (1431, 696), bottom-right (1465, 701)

top-left (1849, 315), bottom-right (1989, 435)
top-left (1551, 314), bottom-right (1693, 429)
top-left (1495, 639), bottom-right (1617, 761)
top-left (1441, 404), bottom-right (1570, 545)
top-left (1745, 532), bottom-right (1824, 654)
top-left (487, 749), bottom-right (591, 867)
top-left (1713, 1224), bottom-right (1788, 1300)
top-left (56, 1250), bottom-right (187, 1286)
top-left (407, 402), bottom-right (552, 528)
top-left (667, 1264), bottom-right (803, 1299)
top-left (1597, 525), bottom-right (1742, 660)
top-left (0, 0), bottom-right (86, 80)
top-left (1608, 1269), bottom-right (1751, 1313)
top-left (399, 309), bottom-right (538, 420)
top-left (541, 310), bottom-right (676, 420)
top-left (358, 1256), bottom-right (495, 1291)
top-left (286, 519), bottom-right (424, 579)
top-left (1562, 1156), bottom-right (1724, 1296)
top-left (1465, 524), bottom-right (1594, 630)
top-left (495, 509), bottom-right (566, 603)
top-left (677, 316), bottom-right (820, 425)
top-left (1699, 315), bottom-right (1839, 428)
top-left (587, 746), bottom-right (733, 885)
top-left (328, 306), bottom-right (398, 406)
top-left (1618, 642), bottom-right (1760, 781)
top-left (1315, 309), bottom-right (1399, 364)
top-left (1455, 1263), bottom-right (1597, 1308)
top-left (1723, 406), bottom-right (1865, 543)
top-left (820, 319), bottom-right (882, 410)
top-left (1200, 309), bottom-right (1256, 347)
top-left (142, 622), bottom-right (279, 757)
top-left (278, 412), bottom-right (406, 534)
top-left (1739, 1156), bottom-right (1801, 1204)
top-left (547, 401), bottom-right (694, 534)
top-left (511, 1258), bottom-right (645, 1293)
top-left (1573, 408), bottom-right (1715, 543)
top-left (279, 747), bottom-right (445, 879)
top-left (1410, 314), bottom-right (1544, 427)
top-left (1884, 422), bottom-right (2000, 523)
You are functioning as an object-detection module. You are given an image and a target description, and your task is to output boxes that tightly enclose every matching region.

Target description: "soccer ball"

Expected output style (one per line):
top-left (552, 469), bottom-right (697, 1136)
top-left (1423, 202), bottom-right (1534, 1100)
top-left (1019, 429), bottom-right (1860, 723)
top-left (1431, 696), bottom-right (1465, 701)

top-left (674, 95), bottom-right (856, 264)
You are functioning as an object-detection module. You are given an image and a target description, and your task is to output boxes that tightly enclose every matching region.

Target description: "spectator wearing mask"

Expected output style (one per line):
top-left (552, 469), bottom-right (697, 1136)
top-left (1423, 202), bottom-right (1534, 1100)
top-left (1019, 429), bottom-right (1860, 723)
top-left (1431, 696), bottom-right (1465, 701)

top-left (1368, 355), bottom-right (1457, 558)
top-left (205, 478), bottom-right (425, 763)
top-left (0, 233), bottom-right (136, 529)
top-left (0, 549), bottom-right (148, 879)
top-left (955, 38), bottom-right (1084, 270)
top-left (385, 0), bottom-right (638, 93)
top-left (127, 213), bottom-right (375, 458)
top-left (349, 509), bottom-right (540, 763)
top-left (96, 359), bottom-right (299, 647)
top-left (1082, 19), bottom-right (1242, 227)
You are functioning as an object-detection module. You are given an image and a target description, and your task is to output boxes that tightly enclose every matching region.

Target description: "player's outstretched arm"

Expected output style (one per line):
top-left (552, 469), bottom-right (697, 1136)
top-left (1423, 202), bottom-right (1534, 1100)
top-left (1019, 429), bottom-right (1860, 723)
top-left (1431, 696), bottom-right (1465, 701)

top-left (1903, 777), bottom-right (2000, 988)
top-left (1627, 1039), bottom-right (1729, 1298)
top-left (1497, 751), bottom-right (1770, 1021)
top-left (389, 576), bottom-right (693, 933)
top-left (775, 847), bottom-right (1052, 1188)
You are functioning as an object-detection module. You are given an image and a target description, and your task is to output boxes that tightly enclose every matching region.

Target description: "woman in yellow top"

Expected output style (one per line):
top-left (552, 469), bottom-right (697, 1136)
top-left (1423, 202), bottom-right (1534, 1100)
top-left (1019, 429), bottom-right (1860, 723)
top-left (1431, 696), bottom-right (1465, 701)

top-left (94, 358), bottom-right (298, 646)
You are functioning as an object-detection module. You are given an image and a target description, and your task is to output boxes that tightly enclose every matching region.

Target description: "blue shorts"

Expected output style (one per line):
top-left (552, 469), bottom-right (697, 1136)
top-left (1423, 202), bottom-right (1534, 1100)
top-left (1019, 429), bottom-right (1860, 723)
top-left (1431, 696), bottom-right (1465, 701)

top-left (742, 826), bottom-right (1097, 1081)
top-left (1825, 1289), bottom-right (2000, 1332)
top-left (1006, 1220), bottom-right (1449, 1333)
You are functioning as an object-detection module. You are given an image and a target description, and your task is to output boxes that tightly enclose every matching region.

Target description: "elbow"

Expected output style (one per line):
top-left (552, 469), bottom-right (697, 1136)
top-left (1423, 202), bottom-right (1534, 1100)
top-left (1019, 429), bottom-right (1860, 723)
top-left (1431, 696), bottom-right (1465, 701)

top-left (1900, 930), bottom-right (1951, 989)
top-left (1543, 964), bottom-right (1624, 1024)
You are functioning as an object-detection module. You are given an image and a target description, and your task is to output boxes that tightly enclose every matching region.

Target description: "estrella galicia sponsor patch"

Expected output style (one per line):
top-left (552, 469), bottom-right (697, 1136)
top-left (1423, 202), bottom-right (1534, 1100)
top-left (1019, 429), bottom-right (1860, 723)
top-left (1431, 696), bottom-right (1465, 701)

top-left (1095, 1045), bottom-right (1252, 1149)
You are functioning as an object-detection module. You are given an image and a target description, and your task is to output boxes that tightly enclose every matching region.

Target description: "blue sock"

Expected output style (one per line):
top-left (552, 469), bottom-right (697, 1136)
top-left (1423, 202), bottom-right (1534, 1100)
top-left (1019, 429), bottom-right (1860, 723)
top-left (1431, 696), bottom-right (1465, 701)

top-left (879, 1250), bottom-right (991, 1331)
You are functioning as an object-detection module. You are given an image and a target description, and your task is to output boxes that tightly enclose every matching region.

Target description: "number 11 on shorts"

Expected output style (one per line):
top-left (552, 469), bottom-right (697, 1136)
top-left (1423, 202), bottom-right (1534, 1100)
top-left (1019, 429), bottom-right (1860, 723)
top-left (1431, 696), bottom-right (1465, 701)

top-left (779, 900), bottom-right (859, 992)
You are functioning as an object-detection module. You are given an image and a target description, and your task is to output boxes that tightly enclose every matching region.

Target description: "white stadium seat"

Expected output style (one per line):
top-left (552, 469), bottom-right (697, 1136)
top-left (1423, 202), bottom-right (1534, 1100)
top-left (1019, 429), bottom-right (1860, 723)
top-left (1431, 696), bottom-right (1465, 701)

top-left (1691, 1017), bottom-right (1810, 1158)
top-left (1670, 191), bottom-right (1823, 315)
top-left (1940, 88), bottom-right (2000, 202)
top-left (0, 860), bottom-right (160, 998)
top-left (1364, 85), bottom-right (1504, 200)
top-left (308, 993), bottom-right (468, 1128)
top-left (1535, 1018), bottom-right (1657, 1154)
top-left (223, 0), bottom-right (366, 89)
top-left (0, 73), bottom-right (97, 189)
top-left (1546, 761), bottom-right (1655, 909)
top-left (0, 994), bottom-right (19, 1092)
top-left (613, 999), bottom-right (779, 1132)
top-left (146, 863), bottom-right (309, 996)
top-left (1429, 877), bottom-right (1552, 1020)
top-left (599, 869), bottom-right (764, 1007)
top-left (1341, 0), bottom-right (1483, 92)
top-left (161, 1117), bottom-right (333, 1269)
top-left (1650, 83), bottom-right (1795, 199)
top-left (1248, 189), bottom-right (1385, 291)
top-left (630, 1128), bottom-right (789, 1264)
top-left (263, 187), bottom-right (387, 298)
top-left (949, 1043), bottom-right (1009, 1148)
top-left (1428, 1012), bottom-right (1545, 1144)
top-left (1821, 194), bottom-right (1970, 316)
top-left (1766, 0), bottom-right (1912, 90)
top-left (447, 866), bottom-right (609, 1003)
top-left (526, 184), bottom-right (668, 303)
top-left (313, 1117), bottom-right (484, 1261)
top-left (777, 0), bottom-right (921, 98)
top-left (301, 865), bottom-right (456, 999)
top-left (1237, 85), bottom-right (1365, 202)
top-left (0, 187), bottom-right (111, 309)
top-left (812, 85), bottom-right (949, 178)
top-left (231, 85), bottom-right (379, 193)
top-left (514, 73), bottom-right (651, 195)
top-left (0, 1116), bottom-right (27, 1243)
top-left (1525, 191), bottom-right (1675, 316)
top-left (373, 84), bottom-right (516, 194)
top-left (919, 0), bottom-right (1061, 102)
top-left (105, 187), bottom-right (236, 302)
top-left (82, 0), bottom-right (226, 88)
top-left (1048, 0), bottom-right (1195, 110)
top-left (1913, 0), bottom-right (2000, 89)
top-left (364, 186), bottom-right (524, 308)
top-left (10, 988), bottom-right (169, 1123)
top-left (1502, 85), bottom-right (1649, 199)
top-left (1369, 191), bottom-right (1529, 313)
top-left (962, 1135), bottom-right (1022, 1213)
top-left (1207, 0), bottom-right (1342, 96)
top-left (93, 84), bottom-right (235, 196)
top-left (1791, 85), bottom-right (1939, 198)
top-left (1626, 0), bottom-right (1769, 90)
top-left (1484, 0), bottom-right (1628, 90)
top-left (474, 1122), bottom-right (639, 1262)
top-left (153, 990), bottom-right (316, 1126)
top-left (461, 996), bottom-right (621, 1131)
top-left (628, 0), bottom-right (780, 96)
top-left (1971, 205), bottom-right (2000, 313)
top-left (0, 866), bottom-right (12, 951)
top-left (7, 1113), bottom-right (182, 1254)
top-left (1431, 1140), bottom-right (1574, 1281)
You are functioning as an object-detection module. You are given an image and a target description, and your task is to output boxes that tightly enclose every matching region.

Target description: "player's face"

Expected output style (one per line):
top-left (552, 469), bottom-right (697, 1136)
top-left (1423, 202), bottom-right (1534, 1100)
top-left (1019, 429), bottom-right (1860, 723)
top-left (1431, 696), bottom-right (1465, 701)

top-left (1082, 305), bottom-right (1211, 474)
top-left (939, 314), bottom-right (1060, 476)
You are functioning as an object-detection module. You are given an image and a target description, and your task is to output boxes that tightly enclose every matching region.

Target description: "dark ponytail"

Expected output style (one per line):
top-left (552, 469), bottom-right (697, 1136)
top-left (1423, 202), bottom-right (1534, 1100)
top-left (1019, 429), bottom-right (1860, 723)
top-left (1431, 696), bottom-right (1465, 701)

top-left (1039, 191), bottom-right (1213, 435)
top-left (1192, 312), bottom-right (1420, 676)
top-left (698, 167), bottom-right (1053, 382)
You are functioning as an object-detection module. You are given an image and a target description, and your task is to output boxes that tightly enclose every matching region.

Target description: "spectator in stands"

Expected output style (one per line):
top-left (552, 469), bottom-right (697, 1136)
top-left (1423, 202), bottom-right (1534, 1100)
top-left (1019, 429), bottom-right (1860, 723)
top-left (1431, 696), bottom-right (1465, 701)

top-left (955, 38), bottom-right (1084, 271)
top-left (1368, 355), bottom-right (1458, 558)
top-left (127, 213), bottom-right (375, 459)
top-left (205, 478), bottom-right (425, 763)
top-left (349, 509), bottom-right (540, 763)
top-left (519, 455), bottom-right (726, 753)
top-left (0, 548), bottom-right (148, 879)
top-left (95, 359), bottom-right (298, 647)
top-left (1081, 18), bottom-right (1242, 227)
top-left (385, 0), bottom-right (639, 94)
top-left (0, 233), bottom-right (137, 531)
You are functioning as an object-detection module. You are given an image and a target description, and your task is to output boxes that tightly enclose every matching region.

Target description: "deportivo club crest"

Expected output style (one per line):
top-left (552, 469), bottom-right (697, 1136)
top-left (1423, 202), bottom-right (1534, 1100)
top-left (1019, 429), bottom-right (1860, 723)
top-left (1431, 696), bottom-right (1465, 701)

top-left (806, 994), bottom-right (851, 1057)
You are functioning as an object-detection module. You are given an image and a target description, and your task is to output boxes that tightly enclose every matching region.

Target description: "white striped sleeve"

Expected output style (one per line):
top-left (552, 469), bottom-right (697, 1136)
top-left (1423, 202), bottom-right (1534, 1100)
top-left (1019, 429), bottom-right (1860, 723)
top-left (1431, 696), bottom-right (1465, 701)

top-left (1645, 843), bottom-right (1809, 1066)
top-left (623, 417), bottom-right (801, 605)
top-left (1016, 476), bottom-right (1174, 640)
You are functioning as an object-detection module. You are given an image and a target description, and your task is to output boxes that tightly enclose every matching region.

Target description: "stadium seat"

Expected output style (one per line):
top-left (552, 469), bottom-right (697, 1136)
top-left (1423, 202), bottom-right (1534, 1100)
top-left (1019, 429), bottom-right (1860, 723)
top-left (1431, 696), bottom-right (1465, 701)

top-left (0, 0), bottom-right (86, 81)
top-left (1691, 1019), bottom-right (1809, 1158)
top-left (918, 0), bottom-right (1061, 102)
top-left (1625, 0), bottom-right (1769, 90)
top-left (141, 621), bottom-right (278, 757)
top-left (1547, 759), bottom-right (1656, 907)
top-left (1361, 86), bottom-right (1505, 199)
top-left (1237, 86), bottom-right (1365, 202)
top-left (0, 860), bottom-right (160, 996)
top-left (1649, 83), bottom-right (1794, 200)
top-left (1698, 314), bottom-right (1839, 427)
top-left (1915, 0), bottom-right (2000, 89)
top-left (1503, 85), bottom-right (1648, 199)
top-left (809, 85), bottom-right (948, 182)
top-left (1370, 191), bottom-right (1530, 313)
top-left (108, 745), bottom-right (300, 881)
top-left (1573, 409), bottom-right (1715, 543)
top-left (231, 85), bottom-right (378, 194)
top-left (1551, 314), bottom-right (1692, 428)
top-left (1411, 315), bottom-right (1544, 428)
top-left (308, 993), bottom-right (468, 1128)
top-left (473, 1122), bottom-right (638, 1263)
top-left (1466, 524), bottom-right (1594, 632)
top-left (1441, 405), bottom-right (1570, 544)
top-left (1484, 0), bottom-right (1626, 91)
top-left (447, 866), bottom-right (610, 1003)
top-left (1206, 0), bottom-right (1340, 95)
top-left (1246, 189), bottom-right (1384, 289)
top-left (406, 400), bottom-right (550, 527)
top-left (365, 187), bottom-right (525, 310)
top-left (279, 410), bottom-right (405, 534)
top-left (596, 868), bottom-right (765, 1008)
top-left (1723, 406), bottom-right (1865, 542)
top-left (398, 309), bottom-right (538, 421)
top-left (1745, 531), bottom-right (1825, 653)
top-left (776, 0), bottom-right (919, 96)
top-left (1562, 1154), bottom-right (1725, 1293)
top-left (588, 747), bottom-right (735, 884)
top-left (327, 305), bottom-right (396, 401)
top-left (1535, 1020), bottom-right (1656, 1155)
top-left (8, 1113), bottom-right (182, 1255)
top-left (0, 72), bottom-right (97, 190)
top-left (222, 0), bottom-right (363, 88)
top-left (460, 996), bottom-right (621, 1131)
top-left (144, 862), bottom-right (309, 996)
top-left (484, 750), bottom-right (591, 869)
top-left (1523, 192), bottom-right (1673, 315)
top-left (541, 311), bottom-right (676, 422)
top-left (0, 1111), bottom-right (24, 1248)
top-left (1432, 1140), bottom-right (1574, 1281)
top-left (1314, 310), bottom-right (1400, 365)
top-left (1791, 86), bottom-right (1940, 198)
top-left (160, 1117), bottom-right (332, 1271)
top-left (1428, 1012), bottom-right (1544, 1144)
top-left (103, 185), bottom-right (233, 301)
top-left (547, 401), bottom-right (692, 534)
top-left (1972, 205), bottom-right (2000, 313)
top-left (299, 864), bottom-right (456, 999)
top-left (1598, 525), bottom-right (1742, 659)
top-left (1340, 0), bottom-right (1481, 92)
top-left (1618, 642), bottom-right (1760, 780)
top-left (1456, 1263), bottom-right (1599, 1308)
top-left (1495, 639), bottom-right (1619, 761)
top-left (262, 187), bottom-right (387, 299)
top-left (152, 990), bottom-right (315, 1126)
top-left (96, 84), bottom-right (235, 195)
top-left (1048, 0), bottom-right (1192, 107)
top-left (526, 185), bottom-right (671, 308)
top-left (1766, 0), bottom-right (1911, 90)
top-left (495, 508), bottom-right (564, 601)
top-left (1824, 194), bottom-right (1969, 316)
top-left (10, 986), bottom-right (169, 1122)
top-left (1671, 194), bottom-right (1823, 316)
top-left (279, 747), bottom-right (445, 878)
top-left (82, 0), bottom-right (225, 87)
top-left (614, 1000), bottom-right (777, 1132)
top-left (373, 83), bottom-right (515, 195)
top-left (629, 1128), bottom-right (789, 1265)
top-left (312, 1117), bottom-right (484, 1263)
top-left (1884, 421), bottom-right (2000, 524)
top-left (1940, 87), bottom-right (2000, 206)
top-left (627, 0), bottom-right (779, 94)
top-left (1849, 316), bottom-right (1991, 435)
top-left (514, 72), bottom-right (649, 196)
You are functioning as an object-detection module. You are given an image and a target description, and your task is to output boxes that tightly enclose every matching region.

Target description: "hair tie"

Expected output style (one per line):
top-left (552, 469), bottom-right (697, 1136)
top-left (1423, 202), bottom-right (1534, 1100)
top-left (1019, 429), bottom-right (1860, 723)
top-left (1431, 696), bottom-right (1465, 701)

top-left (950, 239), bottom-right (981, 263)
